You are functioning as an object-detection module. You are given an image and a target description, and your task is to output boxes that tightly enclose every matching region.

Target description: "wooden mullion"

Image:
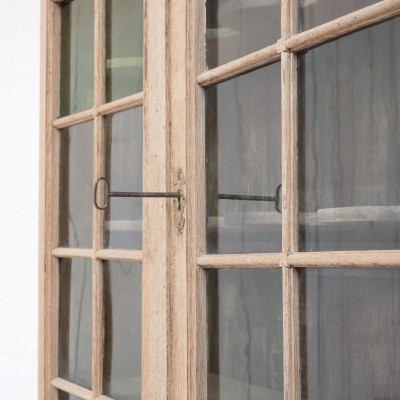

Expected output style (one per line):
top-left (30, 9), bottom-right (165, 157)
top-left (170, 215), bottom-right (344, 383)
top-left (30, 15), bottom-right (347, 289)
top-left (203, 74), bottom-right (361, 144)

top-left (51, 378), bottom-right (92, 400)
top-left (196, 43), bottom-right (281, 87)
top-left (282, 2), bottom-right (301, 400)
top-left (93, 0), bottom-right (106, 398)
top-left (95, 249), bottom-right (143, 261)
top-left (97, 92), bottom-right (144, 116)
top-left (52, 247), bottom-right (94, 259)
top-left (286, 0), bottom-right (400, 53)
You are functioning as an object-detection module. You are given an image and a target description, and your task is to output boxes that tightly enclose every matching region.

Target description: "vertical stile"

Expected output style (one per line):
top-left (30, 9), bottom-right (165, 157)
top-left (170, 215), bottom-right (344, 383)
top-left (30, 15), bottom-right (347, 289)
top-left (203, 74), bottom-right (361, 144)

top-left (41, 1), bottom-right (63, 399)
top-left (93, 0), bottom-right (106, 397)
top-left (282, 1), bottom-right (301, 400)
top-left (142, 1), bottom-right (169, 398)
top-left (187, 0), bottom-right (207, 398)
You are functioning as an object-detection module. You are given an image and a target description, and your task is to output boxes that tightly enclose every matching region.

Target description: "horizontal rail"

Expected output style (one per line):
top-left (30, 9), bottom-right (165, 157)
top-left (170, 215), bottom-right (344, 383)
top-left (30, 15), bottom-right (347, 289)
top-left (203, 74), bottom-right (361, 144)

top-left (95, 249), bottom-right (143, 262)
top-left (51, 378), bottom-right (92, 400)
top-left (52, 247), bottom-right (93, 259)
top-left (288, 250), bottom-right (400, 267)
top-left (197, 43), bottom-right (280, 87)
top-left (286, 0), bottom-right (400, 52)
top-left (97, 92), bottom-right (144, 115)
top-left (197, 253), bottom-right (281, 268)
top-left (53, 109), bottom-right (94, 129)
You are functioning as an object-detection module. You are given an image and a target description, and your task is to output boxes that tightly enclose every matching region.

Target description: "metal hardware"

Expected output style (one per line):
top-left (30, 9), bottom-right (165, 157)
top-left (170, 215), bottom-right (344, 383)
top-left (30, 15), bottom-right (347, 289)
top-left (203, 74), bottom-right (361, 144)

top-left (94, 177), bottom-right (184, 211)
top-left (218, 184), bottom-right (282, 213)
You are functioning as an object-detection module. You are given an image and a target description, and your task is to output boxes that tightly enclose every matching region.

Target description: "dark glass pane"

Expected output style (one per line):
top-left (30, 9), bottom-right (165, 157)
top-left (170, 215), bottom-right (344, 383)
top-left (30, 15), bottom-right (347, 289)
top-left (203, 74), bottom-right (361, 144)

top-left (103, 261), bottom-right (142, 400)
top-left (299, 0), bottom-right (381, 32)
top-left (59, 121), bottom-right (94, 248)
top-left (206, 63), bottom-right (282, 254)
top-left (60, 0), bottom-right (94, 116)
top-left (106, 0), bottom-right (143, 102)
top-left (299, 18), bottom-right (400, 251)
top-left (59, 259), bottom-right (92, 389)
top-left (300, 269), bottom-right (400, 400)
top-left (207, 269), bottom-right (283, 400)
top-left (58, 392), bottom-right (84, 400)
top-left (206, 0), bottom-right (281, 69)
top-left (104, 108), bottom-right (143, 249)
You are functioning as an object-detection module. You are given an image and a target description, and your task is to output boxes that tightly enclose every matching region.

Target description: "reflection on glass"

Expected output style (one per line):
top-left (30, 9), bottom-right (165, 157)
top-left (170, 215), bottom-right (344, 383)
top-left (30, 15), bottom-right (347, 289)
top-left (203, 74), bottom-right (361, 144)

top-left (206, 0), bottom-right (280, 69)
top-left (104, 108), bottom-right (143, 249)
top-left (60, 0), bottom-right (94, 116)
top-left (106, 0), bottom-right (143, 102)
top-left (300, 268), bottom-right (400, 400)
top-left (207, 269), bottom-right (283, 400)
top-left (59, 121), bottom-right (94, 248)
top-left (59, 259), bottom-right (92, 389)
top-left (206, 63), bottom-right (281, 254)
top-left (299, 0), bottom-right (380, 31)
top-left (103, 261), bottom-right (142, 400)
top-left (299, 18), bottom-right (400, 251)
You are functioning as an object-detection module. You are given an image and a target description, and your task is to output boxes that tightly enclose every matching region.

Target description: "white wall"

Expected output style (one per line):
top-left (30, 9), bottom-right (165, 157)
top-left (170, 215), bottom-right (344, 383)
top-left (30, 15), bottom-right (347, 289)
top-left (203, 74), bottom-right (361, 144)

top-left (0, 0), bottom-right (40, 398)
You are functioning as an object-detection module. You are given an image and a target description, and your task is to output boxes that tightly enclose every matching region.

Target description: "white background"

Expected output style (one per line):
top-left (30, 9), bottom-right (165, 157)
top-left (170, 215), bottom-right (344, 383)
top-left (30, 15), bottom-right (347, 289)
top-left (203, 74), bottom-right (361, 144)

top-left (0, 0), bottom-right (40, 397)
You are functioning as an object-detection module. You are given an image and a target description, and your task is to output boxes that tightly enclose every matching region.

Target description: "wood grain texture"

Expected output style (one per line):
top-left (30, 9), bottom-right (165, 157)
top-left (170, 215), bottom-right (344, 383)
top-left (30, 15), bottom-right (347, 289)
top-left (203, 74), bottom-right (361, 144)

top-left (142, 1), bottom-right (168, 398)
top-left (97, 92), bottom-right (144, 115)
top-left (95, 249), bottom-right (143, 261)
top-left (286, 0), bottom-right (400, 52)
top-left (196, 43), bottom-right (280, 87)
top-left (288, 250), bottom-right (400, 267)
top-left (197, 253), bottom-right (281, 268)
top-left (51, 378), bottom-right (92, 399)
top-left (52, 247), bottom-right (93, 259)
top-left (53, 109), bottom-right (94, 129)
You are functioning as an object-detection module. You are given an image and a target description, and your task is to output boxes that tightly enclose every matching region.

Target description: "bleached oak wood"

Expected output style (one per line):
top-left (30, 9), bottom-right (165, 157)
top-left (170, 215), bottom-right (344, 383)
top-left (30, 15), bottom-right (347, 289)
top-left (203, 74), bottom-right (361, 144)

top-left (96, 396), bottom-right (114, 400)
top-left (187, 0), bottom-right (207, 399)
top-left (52, 247), bottom-right (93, 259)
top-left (40, 1), bottom-right (63, 399)
top-left (51, 378), bottom-right (92, 400)
top-left (95, 249), bottom-right (143, 261)
top-left (97, 92), bottom-right (144, 116)
top-left (142, 1), bottom-right (169, 398)
top-left (168, 1), bottom-right (189, 398)
top-left (196, 43), bottom-right (280, 87)
top-left (53, 109), bottom-right (94, 129)
top-left (286, 0), bottom-right (400, 53)
top-left (93, 0), bottom-right (106, 397)
top-left (288, 250), bottom-right (400, 267)
top-left (197, 254), bottom-right (281, 268)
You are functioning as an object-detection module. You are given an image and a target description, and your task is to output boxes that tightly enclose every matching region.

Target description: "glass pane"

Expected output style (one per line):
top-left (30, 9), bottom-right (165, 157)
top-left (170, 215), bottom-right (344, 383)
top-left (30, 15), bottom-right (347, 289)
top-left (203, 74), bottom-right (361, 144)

top-left (206, 63), bottom-right (281, 254)
top-left (106, 0), bottom-right (143, 102)
top-left (299, 0), bottom-right (381, 32)
top-left (300, 268), bottom-right (400, 400)
top-left (58, 392), bottom-right (84, 400)
top-left (60, 0), bottom-right (94, 116)
top-left (206, 0), bottom-right (281, 69)
top-left (299, 18), bottom-right (400, 252)
top-left (59, 121), bottom-right (94, 248)
top-left (104, 108), bottom-right (143, 249)
top-left (207, 269), bottom-right (283, 400)
top-left (59, 259), bottom-right (92, 389)
top-left (103, 261), bottom-right (141, 400)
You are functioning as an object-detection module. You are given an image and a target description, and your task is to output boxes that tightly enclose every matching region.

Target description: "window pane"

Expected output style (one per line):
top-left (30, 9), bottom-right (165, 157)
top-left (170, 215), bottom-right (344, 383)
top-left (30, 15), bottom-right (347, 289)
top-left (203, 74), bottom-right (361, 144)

top-left (206, 63), bottom-right (281, 254)
top-left (207, 269), bottom-right (283, 400)
top-left (300, 268), bottom-right (400, 400)
top-left (299, 18), bottom-right (400, 251)
top-left (206, 0), bottom-right (281, 69)
top-left (59, 259), bottom-right (92, 389)
top-left (58, 392), bottom-right (84, 400)
top-left (103, 261), bottom-right (141, 400)
top-left (59, 121), bottom-right (94, 248)
top-left (299, 0), bottom-right (381, 31)
top-left (104, 108), bottom-right (143, 250)
top-left (60, 0), bottom-right (94, 116)
top-left (106, 0), bottom-right (143, 102)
